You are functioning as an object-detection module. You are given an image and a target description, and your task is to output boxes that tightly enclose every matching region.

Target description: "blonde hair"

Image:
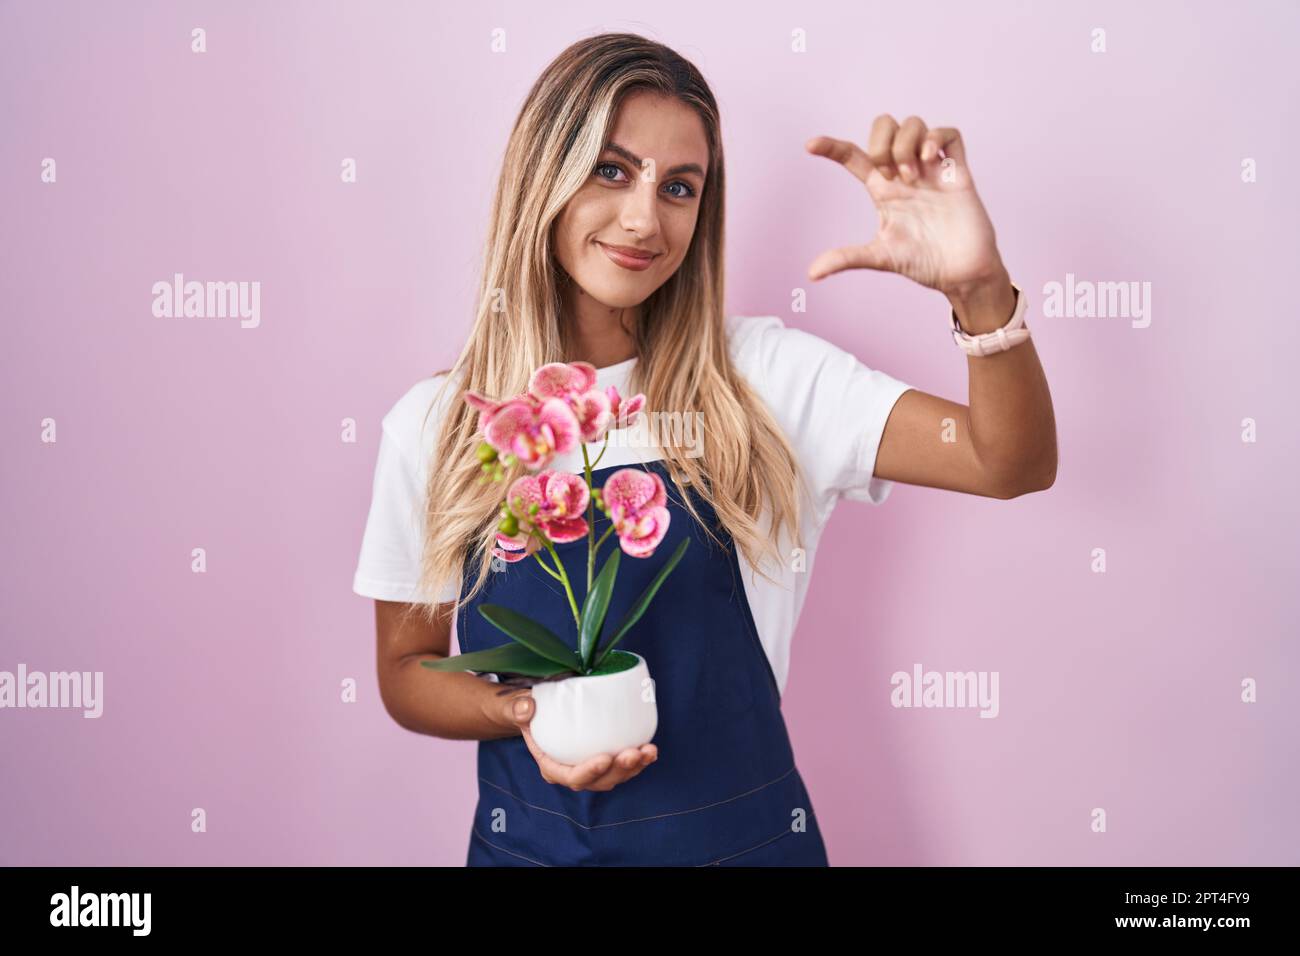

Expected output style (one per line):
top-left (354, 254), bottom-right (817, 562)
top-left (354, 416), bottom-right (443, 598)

top-left (412, 32), bottom-right (809, 628)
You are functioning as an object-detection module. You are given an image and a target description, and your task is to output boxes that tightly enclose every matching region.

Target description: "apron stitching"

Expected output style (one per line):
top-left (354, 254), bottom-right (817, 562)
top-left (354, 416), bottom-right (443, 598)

top-left (470, 826), bottom-right (549, 866)
top-left (472, 820), bottom-right (809, 868)
top-left (477, 763), bottom-right (797, 829)
top-left (697, 825), bottom-right (797, 866)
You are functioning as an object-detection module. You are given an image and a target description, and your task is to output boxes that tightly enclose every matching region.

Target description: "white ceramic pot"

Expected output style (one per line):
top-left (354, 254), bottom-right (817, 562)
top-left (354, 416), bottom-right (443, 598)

top-left (527, 652), bottom-right (658, 766)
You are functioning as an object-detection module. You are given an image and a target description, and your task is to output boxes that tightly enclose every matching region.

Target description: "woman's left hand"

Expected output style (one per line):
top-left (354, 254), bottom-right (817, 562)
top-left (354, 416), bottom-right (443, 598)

top-left (805, 115), bottom-right (1007, 298)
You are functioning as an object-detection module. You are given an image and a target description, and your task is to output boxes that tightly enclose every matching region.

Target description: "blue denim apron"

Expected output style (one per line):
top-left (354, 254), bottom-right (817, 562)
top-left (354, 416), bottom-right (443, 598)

top-left (456, 458), bottom-right (829, 866)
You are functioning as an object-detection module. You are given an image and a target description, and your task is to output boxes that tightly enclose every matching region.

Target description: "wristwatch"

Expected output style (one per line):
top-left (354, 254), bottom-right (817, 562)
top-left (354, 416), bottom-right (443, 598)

top-left (950, 282), bottom-right (1031, 356)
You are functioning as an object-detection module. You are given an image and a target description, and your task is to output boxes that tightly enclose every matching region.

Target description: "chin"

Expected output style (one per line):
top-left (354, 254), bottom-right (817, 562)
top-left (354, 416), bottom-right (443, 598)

top-left (576, 275), bottom-right (655, 309)
top-left (594, 289), bottom-right (651, 309)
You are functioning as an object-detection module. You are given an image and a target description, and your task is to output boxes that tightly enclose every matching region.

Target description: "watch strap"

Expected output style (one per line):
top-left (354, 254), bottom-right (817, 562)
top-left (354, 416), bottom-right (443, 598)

top-left (950, 283), bottom-right (1030, 356)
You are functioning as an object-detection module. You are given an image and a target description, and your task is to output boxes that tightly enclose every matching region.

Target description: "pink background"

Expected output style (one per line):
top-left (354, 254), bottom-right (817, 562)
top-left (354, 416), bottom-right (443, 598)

top-left (2, 0), bottom-right (1297, 866)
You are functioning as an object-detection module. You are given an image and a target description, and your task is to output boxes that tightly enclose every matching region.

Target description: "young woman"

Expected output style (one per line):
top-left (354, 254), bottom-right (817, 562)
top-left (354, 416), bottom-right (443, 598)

top-left (353, 33), bottom-right (1056, 866)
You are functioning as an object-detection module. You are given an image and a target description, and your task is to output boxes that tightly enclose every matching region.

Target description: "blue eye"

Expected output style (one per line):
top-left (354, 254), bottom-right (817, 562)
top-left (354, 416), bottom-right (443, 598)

top-left (594, 162), bottom-right (697, 200)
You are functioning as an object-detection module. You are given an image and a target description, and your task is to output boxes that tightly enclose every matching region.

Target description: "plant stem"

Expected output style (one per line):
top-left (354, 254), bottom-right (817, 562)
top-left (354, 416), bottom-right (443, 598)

top-left (590, 434), bottom-right (611, 470)
top-left (582, 444), bottom-right (595, 593)
top-left (543, 536), bottom-right (582, 630)
top-left (582, 434), bottom-right (613, 593)
top-left (594, 524), bottom-right (615, 551)
top-left (531, 552), bottom-right (563, 581)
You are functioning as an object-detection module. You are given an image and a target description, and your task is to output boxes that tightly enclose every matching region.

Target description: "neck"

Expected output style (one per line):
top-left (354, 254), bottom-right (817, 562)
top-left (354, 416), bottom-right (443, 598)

top-left (562, 284), bottom-right (639, 368)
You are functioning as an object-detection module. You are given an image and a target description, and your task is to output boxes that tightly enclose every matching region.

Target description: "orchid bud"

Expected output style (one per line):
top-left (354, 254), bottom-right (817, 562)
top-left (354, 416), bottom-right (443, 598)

top-left (476, 441), bottom-right (497, 464)
top-left (499, 514), bottom-right (519, 537)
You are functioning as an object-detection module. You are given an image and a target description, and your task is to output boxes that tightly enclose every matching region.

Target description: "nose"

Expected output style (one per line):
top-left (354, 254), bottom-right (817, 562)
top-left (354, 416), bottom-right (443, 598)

top-left (618, 173), bottom-right (660, 242)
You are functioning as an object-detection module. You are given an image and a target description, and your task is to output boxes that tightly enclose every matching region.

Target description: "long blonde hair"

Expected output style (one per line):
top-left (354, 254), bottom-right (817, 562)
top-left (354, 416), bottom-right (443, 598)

top-left (413, 32), bottom-right (809, 627)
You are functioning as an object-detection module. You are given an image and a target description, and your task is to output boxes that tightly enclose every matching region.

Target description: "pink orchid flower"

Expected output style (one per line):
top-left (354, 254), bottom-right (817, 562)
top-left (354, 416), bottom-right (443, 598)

top-left (529, 361), bottom-right (599, 399)
top-left (492, 530), bottom-right (541, 563)
top-left (480, 396), bottom-right (581, 470)
top-left (528, 361), bottom-right (613, 442)
top-left (602, 468), bottom-right (671, 557)
top-left (505, 470), bottom-right (590, 543)
top-left (463, 390), bottom-right (522, 435)
top-left (606, 385), bottom-right (646, 428)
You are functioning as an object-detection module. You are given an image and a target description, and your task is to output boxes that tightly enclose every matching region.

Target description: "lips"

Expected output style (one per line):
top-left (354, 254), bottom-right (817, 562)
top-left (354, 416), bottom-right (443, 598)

top-left (597, 241), bottom-right (659, 272)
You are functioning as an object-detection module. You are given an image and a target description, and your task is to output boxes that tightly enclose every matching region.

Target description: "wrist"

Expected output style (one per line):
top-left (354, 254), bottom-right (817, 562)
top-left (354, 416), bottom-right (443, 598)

top-left (946, 268), bottom-right (1017, 335)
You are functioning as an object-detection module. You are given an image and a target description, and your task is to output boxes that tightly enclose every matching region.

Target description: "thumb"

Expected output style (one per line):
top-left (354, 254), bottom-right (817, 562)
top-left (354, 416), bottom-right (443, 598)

top-left (808, 239), bottom-right (893, 281)
top-left (507, 692), bottom-right (534, 725)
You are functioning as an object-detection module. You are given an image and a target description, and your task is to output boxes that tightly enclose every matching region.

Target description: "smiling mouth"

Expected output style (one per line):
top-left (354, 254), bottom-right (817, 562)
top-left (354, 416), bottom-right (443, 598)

top-left (596, 241), bottom-right (660, 271)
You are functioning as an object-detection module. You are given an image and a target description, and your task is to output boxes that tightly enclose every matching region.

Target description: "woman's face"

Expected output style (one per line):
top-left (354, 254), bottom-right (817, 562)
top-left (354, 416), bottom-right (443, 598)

top-left (553, 91), bottom-right (709, 309)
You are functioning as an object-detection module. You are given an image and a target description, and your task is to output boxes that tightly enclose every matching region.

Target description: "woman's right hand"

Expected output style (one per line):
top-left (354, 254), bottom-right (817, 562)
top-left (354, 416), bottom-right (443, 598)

top-left (503, 691), bottom-right (658, 792)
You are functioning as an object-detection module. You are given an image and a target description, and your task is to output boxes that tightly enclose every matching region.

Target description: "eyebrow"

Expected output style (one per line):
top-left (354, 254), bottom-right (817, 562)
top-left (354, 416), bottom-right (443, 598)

top-left (603, 141), bottom-right (705, 180)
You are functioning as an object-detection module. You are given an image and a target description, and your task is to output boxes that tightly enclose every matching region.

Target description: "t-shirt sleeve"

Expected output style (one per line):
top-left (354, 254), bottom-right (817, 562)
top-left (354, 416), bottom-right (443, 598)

top-left (352, 377), bottom-right (461, 604)
top-left (729, 315), bottom-right (914, 509)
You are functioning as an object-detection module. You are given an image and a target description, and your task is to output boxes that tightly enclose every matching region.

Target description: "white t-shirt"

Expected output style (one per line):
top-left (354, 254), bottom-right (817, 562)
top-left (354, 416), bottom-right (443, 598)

top-left (352, 314), bottom-right (913, 696)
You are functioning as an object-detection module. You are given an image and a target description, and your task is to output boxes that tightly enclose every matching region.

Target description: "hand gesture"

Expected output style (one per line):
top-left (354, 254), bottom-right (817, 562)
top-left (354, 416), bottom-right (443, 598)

top-left (806, 115), bottom-right (1006, 297)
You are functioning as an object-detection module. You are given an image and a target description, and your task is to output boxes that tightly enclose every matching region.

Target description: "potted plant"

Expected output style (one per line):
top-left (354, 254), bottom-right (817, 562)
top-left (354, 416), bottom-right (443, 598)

top-left (421, 360), bottom-right (689, 765)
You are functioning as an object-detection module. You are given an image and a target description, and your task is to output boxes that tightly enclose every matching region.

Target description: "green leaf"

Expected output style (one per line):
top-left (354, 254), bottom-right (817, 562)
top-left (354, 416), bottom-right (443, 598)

top-left (579, 548), bottom-right (621, 670)
top-left (593, 537), bottom-right (690, 669)
top-left (477, 604), bottom-right (582, 671)
top-left (420, 643), bottom-right (576, 678)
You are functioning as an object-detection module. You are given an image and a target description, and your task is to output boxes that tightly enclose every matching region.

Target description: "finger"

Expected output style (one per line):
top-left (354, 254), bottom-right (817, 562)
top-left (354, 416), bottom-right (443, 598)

top-left (508, 692), bottom-right (534, 724)
top-left (584, 746), bottom-right (653, 788)
top-left (575, 758), bottom-right (640, 793)
top-left (569, 754), bottom-right (634, 790)
top-left (805, 135), bottom-right (876, 186)
top-left (892, 116), bottom-right (927, 184)
top-left (921, 126), bottom-right (965, 167)
top-left (866, 114), bottom-right (900, 180)
top-left (515, 722), bottom-right (553, 775)
top-left (614, 746), bottom-right (645, 771)
top-left (587, 764), bottom-right (646, 792)
top-left (808, 239), bottom-right (893, 281)
top-left (587, 750), bottom-right (652, 791)
top-left (565, 750), bottom-right (618, 790)
top-left (628, 748), bottom-right (657, 772)
top-left (507, 693), bottom-right (538, 750)
top-left (572, 745), bottom-right (658, 792)
top-left (519, 721), bottom-right (612, 788)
